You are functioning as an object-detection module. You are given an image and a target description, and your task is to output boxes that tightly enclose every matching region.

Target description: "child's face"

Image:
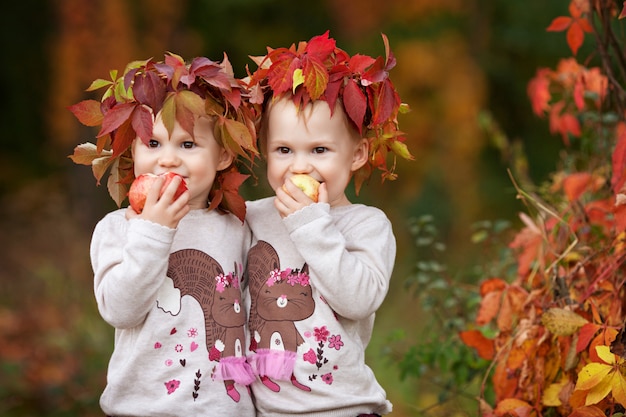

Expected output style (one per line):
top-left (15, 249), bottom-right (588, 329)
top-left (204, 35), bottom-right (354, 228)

top-left (265, 97), bottom-right (368, 207)
top-left (132, 114), bottom-right (233, 210)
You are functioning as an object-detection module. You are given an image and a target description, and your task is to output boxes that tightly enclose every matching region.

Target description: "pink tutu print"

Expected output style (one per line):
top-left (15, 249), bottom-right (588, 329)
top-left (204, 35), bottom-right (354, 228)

top-left (214, 356), bottom-right (255, 385)
top-left (249, 349), bottom-right (296, 380)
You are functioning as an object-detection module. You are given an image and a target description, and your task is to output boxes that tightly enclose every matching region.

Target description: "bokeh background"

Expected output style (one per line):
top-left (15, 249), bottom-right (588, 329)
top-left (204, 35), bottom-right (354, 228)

top-left (0, 0), bottom-right (568, 415)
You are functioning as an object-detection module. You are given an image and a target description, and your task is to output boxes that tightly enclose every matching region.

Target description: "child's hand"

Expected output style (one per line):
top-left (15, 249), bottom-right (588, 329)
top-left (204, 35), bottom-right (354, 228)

top-left (126, 175), bottom-right (190, 228)
top-left (274, 179), bottom-right (327, 218)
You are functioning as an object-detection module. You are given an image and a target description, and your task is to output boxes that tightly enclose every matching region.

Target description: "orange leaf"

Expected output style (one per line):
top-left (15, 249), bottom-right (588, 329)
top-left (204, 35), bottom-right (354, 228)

top-left (459, 330), bottom-right (495, 360)
top-left (527, 68), bottom-right (552, 116)
top-left (476, 290), bottom-right (503, 326)
top-left (563, 172), bottom-right (594, 201)
top-left (493, 360), bottom-right (518, 402)
top-left (480, 277), bottom-right (507, 296)
top-left (547, 16), bottom-right (572, 32)
top-left (494, 398), bottom-right (532, 417)
top-left (568, 405), bottom-right (612, 417)
top-left (567, 24), bottom-right (586, 55)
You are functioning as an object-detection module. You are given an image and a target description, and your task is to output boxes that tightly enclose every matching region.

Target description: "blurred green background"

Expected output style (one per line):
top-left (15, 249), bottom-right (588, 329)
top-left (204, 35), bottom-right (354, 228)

top-left (0, 0), bottom-right (568, 415)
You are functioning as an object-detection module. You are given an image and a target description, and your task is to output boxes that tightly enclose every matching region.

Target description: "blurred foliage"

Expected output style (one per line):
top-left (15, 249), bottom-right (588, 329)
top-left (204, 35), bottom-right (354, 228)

top-left (0, 0), bottom-right (573, 416)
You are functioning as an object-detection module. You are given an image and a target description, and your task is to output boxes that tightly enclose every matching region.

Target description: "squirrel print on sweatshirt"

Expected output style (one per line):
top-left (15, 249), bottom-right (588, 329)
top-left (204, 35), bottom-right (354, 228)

top-left (246, 240), bottom-right (315, 392)
top-left (162, 249), bottom-right (254, 402)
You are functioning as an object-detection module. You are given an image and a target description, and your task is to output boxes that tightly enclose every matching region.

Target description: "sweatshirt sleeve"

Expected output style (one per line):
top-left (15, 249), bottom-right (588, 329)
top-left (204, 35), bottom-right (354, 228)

top-left (90, 212), bottom-right (176, 329)
top-left (283, 204), bottom-right (395, 321)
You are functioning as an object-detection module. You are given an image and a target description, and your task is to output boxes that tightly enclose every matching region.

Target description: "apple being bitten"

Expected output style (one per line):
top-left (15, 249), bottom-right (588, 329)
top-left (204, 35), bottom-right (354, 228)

top-left (283, 174), bottom-right (320, 202)
top-left (128, 172), bottom-right (188, 213)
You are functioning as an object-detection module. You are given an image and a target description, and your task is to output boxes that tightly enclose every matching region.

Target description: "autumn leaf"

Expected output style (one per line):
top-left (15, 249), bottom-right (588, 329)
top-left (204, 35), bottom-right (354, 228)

top-left (343, 79), bottom-right (367, 134)
top-left (542, 377), bottom-right (571, 406)
top-left (68, 142), bottom-right (111, 166)
top-left (562, 172), bottom-right (604, 202)
top-left (546, 0), bottom-right (593, 55)
top-left (68, 100), bottom-right (104, 127)
top-left (110, 119), bottom-right (137, 158)
top-left (541, 308), bottom-right (588, 336)
top-left (302, 56), bottom-right (329, 101)
top-left (568, 405), bottom-right (611, 417)
top-left (493, 398), bottom-right (532, 417)
top-left (459, 329), bottom-right (495, 360)
top-left (575, 345), bottom-right (626, 407)
top-left (97, 102), bottom-right (136, 139)
top-left (303, 30), bottom-right (335, 61)
top-left (577, 323), bottom-right (601, 353)
top-left (527, 68), bottom-right (552, 116)
top-left (130, 105), bottom-right (153, 144)
top-left (209, 168), bottom-right (249, 222)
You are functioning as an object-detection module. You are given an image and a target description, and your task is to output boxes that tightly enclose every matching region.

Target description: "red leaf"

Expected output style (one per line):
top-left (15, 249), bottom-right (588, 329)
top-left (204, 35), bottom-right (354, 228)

top-left (342, 79), bottom-right (367, 134)
top-left (131, 105), bottom-right (153, 144)
top-left (371, 79), bottom-right (399, 125)
top-left (459, 330), bottom-right (495, 360)
top-left (132, 70), bottom-right (166, 114)
top-left (97, 103), bottom-right (136, 138)
top-left (68, 100), bottom-right (104, 127)
top-left (349, 54), bottom-right (377, 75)
top-left (111, 119), bottom-right (136, 157)
top-left (361, 56), bottom-right (387, 85)
top-left (302, 56), bottom-right (329, 101)
top-left (577, 323), bottom-right (602, 353)
top-left (547, 16), bottom-right (572, 32)
top-left (209, 169), bottom-right (249, 222)
top-left (304, 30), bottom-right (335, 61)
top-left (267, 53), bottom-right (298, 97)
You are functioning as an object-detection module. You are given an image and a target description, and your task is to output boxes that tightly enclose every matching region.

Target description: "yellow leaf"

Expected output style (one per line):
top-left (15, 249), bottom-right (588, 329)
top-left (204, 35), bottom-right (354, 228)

top-left (543, 378), bottom-right (569, 406)
top-left (586, 370), bottom-right (613, 405)
top-left (575, 362), bottom-right (612, 391)
top-left (541, 307), bottom-right (588, 336)
top-left (595, 345), bottom-right (616, 365)
top-left (611, 370), bottom-right (626, 407)
top-left (292, 68), bottom-right (304, 93)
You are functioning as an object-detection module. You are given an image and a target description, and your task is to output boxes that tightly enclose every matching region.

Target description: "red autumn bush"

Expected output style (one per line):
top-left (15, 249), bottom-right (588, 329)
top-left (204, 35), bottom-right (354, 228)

top-left (461, 1), bottom-right (626, 416)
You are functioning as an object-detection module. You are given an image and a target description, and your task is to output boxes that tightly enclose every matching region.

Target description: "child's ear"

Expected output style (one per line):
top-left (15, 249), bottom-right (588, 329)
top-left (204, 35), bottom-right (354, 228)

top-left (350, 138), bottom-right (369, 172)
top-left (217, 148), bottom-right (235, 171)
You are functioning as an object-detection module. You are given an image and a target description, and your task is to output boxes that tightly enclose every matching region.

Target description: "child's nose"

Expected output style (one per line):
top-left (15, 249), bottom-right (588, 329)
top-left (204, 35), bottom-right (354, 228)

top-left (290, 154), bottom-right (312, 174)
top-left (158, 147), bottom-right (181, 167)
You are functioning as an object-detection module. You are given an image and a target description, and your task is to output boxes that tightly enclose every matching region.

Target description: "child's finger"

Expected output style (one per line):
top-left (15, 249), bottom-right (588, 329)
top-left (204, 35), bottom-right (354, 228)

top-left (145, 175), bottom-right (165, 205)
top-left (160, 175), bottom-right (183, 201)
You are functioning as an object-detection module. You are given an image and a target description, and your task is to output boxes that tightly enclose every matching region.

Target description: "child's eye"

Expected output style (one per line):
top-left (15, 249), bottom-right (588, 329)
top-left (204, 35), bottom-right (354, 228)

top-left (148, 139), bottom-right (160, 148)
top-left (312, 147), bottom-right (327, 154)
top-left (181, 141), bottom-right (195, 149)
top-left (277, 146), bottom-right (291, 154)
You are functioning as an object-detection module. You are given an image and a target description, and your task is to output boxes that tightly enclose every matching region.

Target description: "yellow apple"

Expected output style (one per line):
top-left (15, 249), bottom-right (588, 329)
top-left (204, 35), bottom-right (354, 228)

top-left (284, 174), bottom-right (320, 202)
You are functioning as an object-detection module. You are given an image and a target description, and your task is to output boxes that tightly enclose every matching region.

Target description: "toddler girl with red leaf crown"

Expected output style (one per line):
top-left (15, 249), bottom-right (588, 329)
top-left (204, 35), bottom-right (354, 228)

top-left (69, 52), bottom-right (259, 416)
top-left (243, 31), bottom-right (413, 417)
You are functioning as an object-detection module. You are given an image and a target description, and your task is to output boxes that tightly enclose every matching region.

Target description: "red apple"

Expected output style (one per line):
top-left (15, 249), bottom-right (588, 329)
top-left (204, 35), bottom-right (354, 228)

top-left (284, 174), bottom-right (320, 202)
top-left (128, 172), bottom-right (188, 213)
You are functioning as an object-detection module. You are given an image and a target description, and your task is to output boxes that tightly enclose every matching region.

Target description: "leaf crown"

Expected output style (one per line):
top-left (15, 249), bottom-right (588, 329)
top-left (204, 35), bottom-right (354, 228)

top-left (68, 52), bottom-right (259, 221)
top-left (246, 31), bottom-right (413, 193)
